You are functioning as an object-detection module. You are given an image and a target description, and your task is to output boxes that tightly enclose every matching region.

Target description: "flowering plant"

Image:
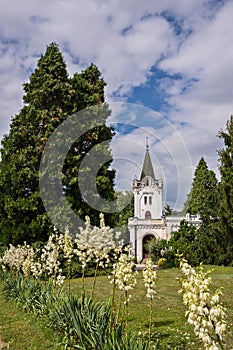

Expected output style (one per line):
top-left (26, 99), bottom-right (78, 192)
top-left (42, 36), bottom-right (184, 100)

top-left (110, 247), bottom-right (137, 336)
top-left (41, 227), bottom-right (65, 286)
top-left (143, 258), bottom-right (157, 346)
top-left (178, 256), bottom-right (231, 350)
top-left (143, 258), bottom-right (157, 299)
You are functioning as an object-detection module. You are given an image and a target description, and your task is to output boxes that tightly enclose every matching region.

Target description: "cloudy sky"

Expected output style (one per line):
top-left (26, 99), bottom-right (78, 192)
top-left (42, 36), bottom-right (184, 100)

top-left (1, 0), bottom-right (233, 210)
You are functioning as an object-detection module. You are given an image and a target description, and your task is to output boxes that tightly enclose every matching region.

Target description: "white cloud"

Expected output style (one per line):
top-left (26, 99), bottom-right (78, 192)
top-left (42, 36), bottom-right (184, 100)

top-left (159, 1), bottom-right (233, 132)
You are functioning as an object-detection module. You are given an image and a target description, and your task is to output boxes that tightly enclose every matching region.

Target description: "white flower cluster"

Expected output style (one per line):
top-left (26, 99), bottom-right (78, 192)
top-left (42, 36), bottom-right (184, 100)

top-left (111, 248), bottom-right (137, 303)
top-left (0, 214), bottom-right (123, 288)
top-left (179, 258), bottom-right (229, 350)
top-left (22, 245), bottom-right (35, 278)
top-left (1, 242), bottom-right (35, 277)
top-left (74, 214), bottom-right (122, 269)
top-left (30, 260), bottom-right (43, 279)
top-left (61, 226), bottom-right (74, 264)
top-left (41, 228), bottom-right (65, 286)
top-left (143, 258), bottom-right (157, 299)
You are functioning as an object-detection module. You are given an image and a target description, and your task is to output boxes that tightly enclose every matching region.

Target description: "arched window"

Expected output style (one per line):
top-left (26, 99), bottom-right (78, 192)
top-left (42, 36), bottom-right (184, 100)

top-left (145, 210), bottom-right (151, 219)
top-left (146, 178), bottom-right (149, 186)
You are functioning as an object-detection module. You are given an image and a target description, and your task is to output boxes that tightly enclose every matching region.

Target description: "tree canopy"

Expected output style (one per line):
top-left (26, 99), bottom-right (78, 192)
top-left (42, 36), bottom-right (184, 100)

top-left (0, 43), bottom-right (115, 245)
top-left (184, 157), bottom-right (219, 221)
top-left (216, 115), bottom-right (233, 264)
top-left (177, 157), bottom-right (221, 265)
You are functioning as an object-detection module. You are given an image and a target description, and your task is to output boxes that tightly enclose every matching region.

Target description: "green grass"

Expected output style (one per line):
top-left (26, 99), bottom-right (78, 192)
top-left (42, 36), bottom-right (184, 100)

top-left (68, 266), bottom-right (233, 349)
top-left (0, 281), bottom-right (63, 350)
top-left (69, 269), bottom-right (198, 348)
top-left (0, 266), bottom-right (232, 349)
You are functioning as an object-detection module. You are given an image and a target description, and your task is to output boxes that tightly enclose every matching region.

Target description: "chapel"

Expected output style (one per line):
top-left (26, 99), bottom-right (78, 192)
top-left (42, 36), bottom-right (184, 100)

top-left (128, 141), bottom-right (201, 263)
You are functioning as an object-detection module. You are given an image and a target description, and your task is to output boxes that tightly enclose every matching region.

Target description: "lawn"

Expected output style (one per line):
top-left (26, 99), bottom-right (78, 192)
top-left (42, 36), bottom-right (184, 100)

top-left (0, 281), bottom-right (63, 349)
top-left (0, 266), bottom-right (232, 349)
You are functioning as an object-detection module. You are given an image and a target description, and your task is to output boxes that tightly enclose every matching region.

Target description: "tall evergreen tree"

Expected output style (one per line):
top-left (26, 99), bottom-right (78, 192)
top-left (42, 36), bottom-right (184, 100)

top-left (184, 157), bottom-right (219, 221)
top-left (0, 43), bottom-right (115, 245)
top-left (62, 65), bottom-right (116, 228)
top-left (217, 116), bottom-right (233, 264)
top-left (181, 157), bottom-right (220, 264)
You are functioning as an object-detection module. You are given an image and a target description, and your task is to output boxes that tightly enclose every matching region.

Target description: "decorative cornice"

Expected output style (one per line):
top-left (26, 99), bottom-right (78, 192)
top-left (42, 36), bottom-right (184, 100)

top-left (138, 225), bottom-right (165, 229)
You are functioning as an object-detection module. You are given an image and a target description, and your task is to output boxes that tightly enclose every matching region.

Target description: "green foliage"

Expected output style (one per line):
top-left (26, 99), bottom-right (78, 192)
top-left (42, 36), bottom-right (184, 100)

top-left (163, 204), bottom-right (173, 216)
top-left (0, 43), bottom-right (116, 244)
top-left (184, 157), bottom-right (219, 219)
top-left (168, 221), bottom-right (199, 266)
top-left (181, 158), bottom-right (223, 265)
top-left (168, 220), bottom-right (223, 266)
top-left (217, 116), bottom-right (233, 265)
top-left (62, 106), bottom-right (116, 229)
top-left (0, 43), bottom-right (71, 244)
top-left (114, 191), bottom-right (134, 242)
top-left (3, 275), bottom-right (62, 316)
top-left (0, 280), bottom-right (63, 350)
top-left (51, 295), bottom-right (124, 349)
top-left (143, 237), bottom-right (169, 264)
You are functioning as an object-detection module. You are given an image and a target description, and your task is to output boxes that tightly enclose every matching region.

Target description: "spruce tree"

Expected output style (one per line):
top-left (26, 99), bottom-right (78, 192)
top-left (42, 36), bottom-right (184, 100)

top-left (182, 157), bottom-right (220, 264)
top-left (217, 116), bottom-right (233, 264)
top-left (0, 43), bottom-right (115, 245)
top-left (185, 157), bottom-right (219, 220)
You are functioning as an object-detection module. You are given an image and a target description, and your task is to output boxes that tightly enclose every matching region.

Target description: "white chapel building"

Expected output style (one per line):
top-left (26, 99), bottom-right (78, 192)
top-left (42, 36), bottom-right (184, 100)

top-left (128, 143), bottom-right (201, 263)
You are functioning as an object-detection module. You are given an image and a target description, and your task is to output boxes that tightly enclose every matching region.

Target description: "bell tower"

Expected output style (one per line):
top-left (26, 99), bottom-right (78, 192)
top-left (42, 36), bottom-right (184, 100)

top-left (133, 139), bottom-right (163, 220)
top-left (128, 139), bottom-right (166, 262)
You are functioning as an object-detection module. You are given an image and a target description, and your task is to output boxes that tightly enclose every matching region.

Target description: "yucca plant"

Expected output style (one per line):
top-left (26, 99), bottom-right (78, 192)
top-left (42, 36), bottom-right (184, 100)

top-left (3, 275), bottom-right (62, 316)
top-left (51, 295), bottom-right (158, 350)
top-left (51, 295), bottom-right (119, 349)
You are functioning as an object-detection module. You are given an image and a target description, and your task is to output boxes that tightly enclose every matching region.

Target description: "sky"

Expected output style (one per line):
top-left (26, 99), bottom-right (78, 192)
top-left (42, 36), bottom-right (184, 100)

top-left (1, 0), bottom-right (233, 210)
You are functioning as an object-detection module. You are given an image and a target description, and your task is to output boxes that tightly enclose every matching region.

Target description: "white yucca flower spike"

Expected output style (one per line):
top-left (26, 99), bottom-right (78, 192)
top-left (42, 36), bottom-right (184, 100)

top-left (41, 229), bottom-right (65, 285)
top-left (179, 257), bottom-right (229, 349)
top-left (1, 242), bottom-right (36, 278)
top-left (111, 248), bottom-right (137, 303)
top-left (62, 226), bottom-right (74, 263)
top-left (143, 258), bottom-right (157, 299)
top-left (74, 213), bottom-right (123, 269)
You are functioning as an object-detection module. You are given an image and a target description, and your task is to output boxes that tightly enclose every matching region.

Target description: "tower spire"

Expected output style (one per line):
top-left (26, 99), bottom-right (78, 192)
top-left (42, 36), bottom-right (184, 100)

top-left (140, 138), bottom-right (155, 180)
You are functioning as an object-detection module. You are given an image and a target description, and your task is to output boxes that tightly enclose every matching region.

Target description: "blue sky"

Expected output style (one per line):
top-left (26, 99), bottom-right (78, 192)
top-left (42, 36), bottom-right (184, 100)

top-left (0, 0), bottom-right (233, 209)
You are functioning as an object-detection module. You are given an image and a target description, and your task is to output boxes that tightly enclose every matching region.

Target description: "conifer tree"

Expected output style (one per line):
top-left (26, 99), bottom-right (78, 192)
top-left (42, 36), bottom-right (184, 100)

top-left (63, 64), bottom-right (115, 228)
top-left (181, 157), bottom-right (220, 264)
top-left (0, 43), bottom-right (115, 245)
top-left (217, 116), bottom-right (233, 264)
top-left (184, 157), bottom-right (219, 221)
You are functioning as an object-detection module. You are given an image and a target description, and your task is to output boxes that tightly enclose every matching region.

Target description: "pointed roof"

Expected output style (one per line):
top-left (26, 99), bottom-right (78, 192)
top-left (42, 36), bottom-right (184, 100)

top-left (140, 141), bottom-right (155, 180)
